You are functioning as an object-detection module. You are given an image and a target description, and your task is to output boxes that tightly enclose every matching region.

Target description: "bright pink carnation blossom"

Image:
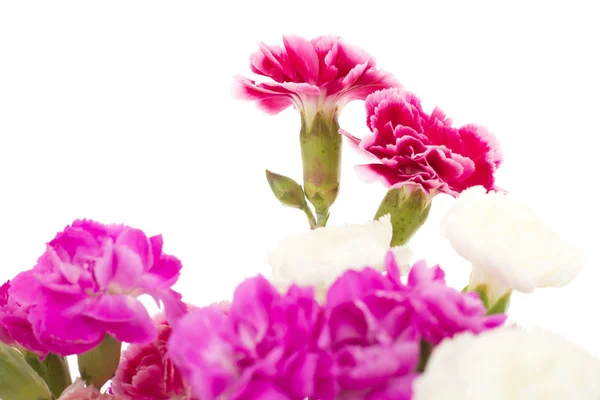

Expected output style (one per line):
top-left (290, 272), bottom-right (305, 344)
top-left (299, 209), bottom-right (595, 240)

top-left (234, 35), bottom-right (398, 119)
top-left (8, 219), bottom-right (186, 355)
top-left (168, 277), bottom-right (335, 400)
top-left (110, 313), bottom-right (193, 400)
top-left (0, 281), bottom-right (48, 356)
top-left (325, 252), bottom-right (505, 398)
top-left (343, 88), bottom-right (502, 196)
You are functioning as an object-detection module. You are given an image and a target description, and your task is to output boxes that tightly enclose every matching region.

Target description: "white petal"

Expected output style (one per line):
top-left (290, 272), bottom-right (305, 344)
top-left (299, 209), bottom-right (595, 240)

top-left (267, 215), bottom-right (405, 296)
top-left (441, 186), bottom-right (583, 298)
top-left (413, 327), bottom-right (600, 400)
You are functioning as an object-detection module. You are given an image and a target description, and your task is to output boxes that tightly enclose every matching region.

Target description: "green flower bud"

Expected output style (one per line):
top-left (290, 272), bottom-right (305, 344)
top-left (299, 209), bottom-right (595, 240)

top-left (374, 186), bottom-right (432, 246)
top-left (77, 334), bottom-right (122, 389)
top-left (265, 170), bottom-right (307, 209)
top-left (0, 343), bottom-right (52, 400)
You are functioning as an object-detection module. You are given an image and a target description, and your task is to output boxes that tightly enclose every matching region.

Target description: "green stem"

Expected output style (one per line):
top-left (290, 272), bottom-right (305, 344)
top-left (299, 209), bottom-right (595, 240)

top-left (416, 339), bottom-right (433, 373)
top-left (315, 210), bottom-right (330, 228)
top-left (301, 204), bottom-right (317, 230)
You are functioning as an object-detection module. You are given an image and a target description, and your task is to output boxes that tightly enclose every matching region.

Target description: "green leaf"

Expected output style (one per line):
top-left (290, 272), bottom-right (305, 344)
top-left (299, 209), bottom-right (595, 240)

top-left (471, 284), bottom-right (490, 309)
top-left (21, 350), bottom-right (72, 399)
top-left (0, 343), bottom-right (52, 400)
top-left (487, 291), bottom-right (511, 315)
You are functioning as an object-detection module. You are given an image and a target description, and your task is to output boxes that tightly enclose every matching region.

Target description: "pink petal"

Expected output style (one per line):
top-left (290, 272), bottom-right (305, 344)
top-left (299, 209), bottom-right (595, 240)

top-left (232, 76), bottom-right (295, 114)
top-left (146, 255), bottom-right (182, 289)
top-left (282, 35), bottom-right (320, 84)
top-left (110, 244), bottom-right (145, 289)
top-left (102, 299), bottom-right (157, 344)
top-left (234, 381), bottom-right (291, 400)
top-left (31, 305), bottom-right (104, 355)
top-left (116, 228), bottom-right (152, 271)
top-left (92, 240), bottom-right (115, 289)
top-left (7, 271), bottom-right (41, 305)
top-left (327, 268), bottom-right (392, 308)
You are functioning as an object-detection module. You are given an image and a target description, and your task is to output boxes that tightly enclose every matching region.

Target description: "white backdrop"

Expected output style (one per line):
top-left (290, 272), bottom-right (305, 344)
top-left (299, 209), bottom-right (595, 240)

top-left (1, 0), bottom-right (598, 362)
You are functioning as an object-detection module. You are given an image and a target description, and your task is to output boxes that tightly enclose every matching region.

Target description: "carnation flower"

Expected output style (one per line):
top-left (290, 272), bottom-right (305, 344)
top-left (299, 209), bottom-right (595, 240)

top-left (343, 88), bottom-right (502, 197)
top-left (7, 219), bottom-right (186, 355)
top-left (235, 35), bottom-right (399, 219)
top-left (413, 327), bottom-right (600, 399)
top-left (234, 35), bottom-right (398, 123)
top-left (168, 277), bottom-right (335, 400)
top-left (58, 379), bottom-right (122, 400)
top-left (324, 252), bottom-right (505, 398)
top-left (268, 215), bottom-right (412, 300)
top-left (0, 281), bottom-right (48, 356)
top-left (110, 313), bottom-right (192, 400)
top-left (441, 186), bottom-right (584, 305)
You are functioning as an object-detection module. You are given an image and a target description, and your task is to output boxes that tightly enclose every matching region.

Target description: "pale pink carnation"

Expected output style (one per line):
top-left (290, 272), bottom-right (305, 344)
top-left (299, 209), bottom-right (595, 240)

top-left (59, 379), bottom-right (123, 400)
top-left (343, 88), bottom-right (502, 196)
top-left (110, 313), bottom-right (192, 400)
top-left (8, 219), bottom-right (186, 355)
top-left (234, 35), bottom-right (398, 119)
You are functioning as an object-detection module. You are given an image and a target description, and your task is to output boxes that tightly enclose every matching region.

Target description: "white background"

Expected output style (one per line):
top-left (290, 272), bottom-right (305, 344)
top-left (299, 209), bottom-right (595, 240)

top-left (1, 0), bottom-right (598, 365)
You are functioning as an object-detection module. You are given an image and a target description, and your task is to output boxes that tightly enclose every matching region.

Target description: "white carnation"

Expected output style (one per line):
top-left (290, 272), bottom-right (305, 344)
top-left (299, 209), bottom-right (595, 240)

top-left (441, 186), bottom-right (583, 302)
top-left (267, 215), bottom-right (412, 299)
top-left (413, 327), bottom-right (600, 400)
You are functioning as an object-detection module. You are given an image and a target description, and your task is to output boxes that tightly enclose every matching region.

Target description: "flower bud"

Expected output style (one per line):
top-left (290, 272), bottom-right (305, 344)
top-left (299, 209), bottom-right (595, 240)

top-left (300, 111), bottom-right (342, 220)
top-left (374, 186), bottom-right (432, 246)
top-left (78, 334), bottom-right (122, 389)
top-left (265, 170), bottom-right (307, 209)
top-left (0, 342), bottom-right (52, 400)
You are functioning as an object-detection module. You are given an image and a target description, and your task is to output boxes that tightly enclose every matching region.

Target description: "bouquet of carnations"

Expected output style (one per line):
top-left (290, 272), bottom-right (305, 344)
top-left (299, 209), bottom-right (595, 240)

top-left (1, 34), bottom-right (598, 400)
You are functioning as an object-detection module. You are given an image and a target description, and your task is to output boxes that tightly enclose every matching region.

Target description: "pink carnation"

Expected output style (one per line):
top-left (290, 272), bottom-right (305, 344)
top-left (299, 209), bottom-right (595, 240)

top-left (343, 88), bottom-right (502, 196)
top-left (7, 219), bottom-right (186, 355)
top-left (59, 379), bottom-right (123, 400)
top-left (168, 277), bottom-right (335, 400)
top-left (110, 313), bottom-right (193, 400)
top-left (234, 35), bottom-right (398, 118)
top-left (0, 280), bottom-right (49, 356)
top-left (325, 252), bottom-right (505, 398)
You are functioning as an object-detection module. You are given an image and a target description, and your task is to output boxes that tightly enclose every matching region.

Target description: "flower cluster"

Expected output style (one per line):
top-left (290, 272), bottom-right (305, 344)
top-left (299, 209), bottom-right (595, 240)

top-left (168, 252), bottom-right (504, 400)
top-left (0, 33), bottom-right (593, 400)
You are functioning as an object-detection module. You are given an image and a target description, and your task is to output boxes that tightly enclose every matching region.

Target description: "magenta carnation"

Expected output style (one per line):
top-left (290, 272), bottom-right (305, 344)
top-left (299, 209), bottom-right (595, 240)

top-left (7, 219), bottom-right (186, 355)
top-left (168, 277), bottom-right (335, 400)
top-left (327, 252), bottom-right (506, 345)
top-left (0, 280), bottom-right (48, 356)
top-left (343, 88), bottom-right (502, 196)
top-left (234, 35), bottom-right (398, 118)
top-left (110, 313), bottom-right (192, 400)
top-left (324, 252), bottom-right (505, 398)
